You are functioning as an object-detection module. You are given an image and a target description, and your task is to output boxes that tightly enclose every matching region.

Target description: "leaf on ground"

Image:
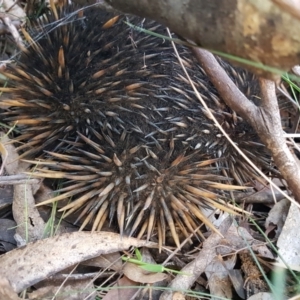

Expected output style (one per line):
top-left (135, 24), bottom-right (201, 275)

top-left (0, 139), bottom-right (8, 175)
top-left (160, 216), bottom-right (233, 300)
top-left (2, 0), bottom-right (26, 21)
top-left (265, 198), bottom-right (290, 238)
top-left (0, 184), bottom-right (13, 209)
top-left (247, 292), bottom-right (274, 300)
top-left (0, 133), bottom-right (19, 175)
top-left (34, 182), bottom-right (57, 204)
top-left (83, 252), bottom-right (122, 272)
top-left (0, 133), bottom-right (46, 243)
top-left (171, 292), bottom-right (185, 300)
top-left (205, 257), bottom-right (232, 299)
top-left (0, 278), bottom-right (21, 300)
top-left (104, 248), bottom-right (169, 299)
top-left (277, 202), bottom-right (300, 269)
top-left (0, 219), bottom-right (16, 251)
top-left (28, 278), bottom-right (95, 300)
top-left (218, 225), bottom-right (274, 259)
top-left (208, 273), bottom-right (232, 299)
top-left (227, 269), bottom-right (246, 299)
top-left (102, 276), bottom-right (138, 300)
top-left (123, 262), bottom-right (169, 284)
top-left (13, 182), bottom-right (46, 244)
top-left (212, 224), bottom-right (272, 297)
top-left (0, 231), bottom-right (157, 293)
top-left (207, 254), bottom-right (246, 299)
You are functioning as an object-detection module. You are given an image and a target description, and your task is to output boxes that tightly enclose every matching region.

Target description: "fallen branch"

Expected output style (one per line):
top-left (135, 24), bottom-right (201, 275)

top-left (192, 48), bottom-right (300, 204)
top-left (0, 174), bottom-right (39, 185)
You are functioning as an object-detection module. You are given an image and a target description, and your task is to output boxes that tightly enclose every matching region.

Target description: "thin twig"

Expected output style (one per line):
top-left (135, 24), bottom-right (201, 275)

top-left (0, 174), bottom-right (40, 185)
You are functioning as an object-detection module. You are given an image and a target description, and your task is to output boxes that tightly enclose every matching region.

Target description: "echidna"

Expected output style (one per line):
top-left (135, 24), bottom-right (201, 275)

top-left (0, 2), bottom-right (274, 247)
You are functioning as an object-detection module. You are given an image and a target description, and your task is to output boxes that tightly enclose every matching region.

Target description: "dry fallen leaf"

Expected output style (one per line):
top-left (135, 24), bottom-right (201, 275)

top-left (277, 203), bottom-right (300, 268)
top-left (265, 198), bottom-right (289, 238)
top-left (83, 252), bottom-right (122, 272)
top-left (0, 278), bottom-right (21, 300)
top-left (160, 216), bottom-right (232, 300)
top-left (102, 276), bottom-right (138, 300)
top-left (123, 262), bottom-right (169, 284)
top-left (0, 133), bottom-right (18, 175)
top-left (0, 219), bottom-right (16, 251)
top-left (0, 139), bottom-right (8, 175)
top-left (172, 292), bottom-right (185, 300)
top-left (218, 225), bottom-right (274, 259)
top-left (1, 0), bottom-right (26, 21)
top-left (0, 184), bottom-right (13, 210)
top-left (205, 256), bottom-right (233, 299)
top-left (208, 273), bottom-right (232, 299)
top-left (247, 292), bottom-right (274, 300)
top-left (0, 133), bottom-right (46, 243)
top-left (227, 269), bottom-right (246, 299)
top-left (28, 278), bottom-right (94, 300)
top-left (0, 231), bottom-right (157, 293)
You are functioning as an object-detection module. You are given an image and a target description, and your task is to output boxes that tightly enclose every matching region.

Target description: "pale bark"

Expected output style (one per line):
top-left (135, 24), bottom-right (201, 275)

top-left (104, 0), bottom-right (300, 79)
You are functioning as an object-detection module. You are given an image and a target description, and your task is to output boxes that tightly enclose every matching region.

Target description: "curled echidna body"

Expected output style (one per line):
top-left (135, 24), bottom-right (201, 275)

top-left (1, 3), bottom-right (275, 246)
